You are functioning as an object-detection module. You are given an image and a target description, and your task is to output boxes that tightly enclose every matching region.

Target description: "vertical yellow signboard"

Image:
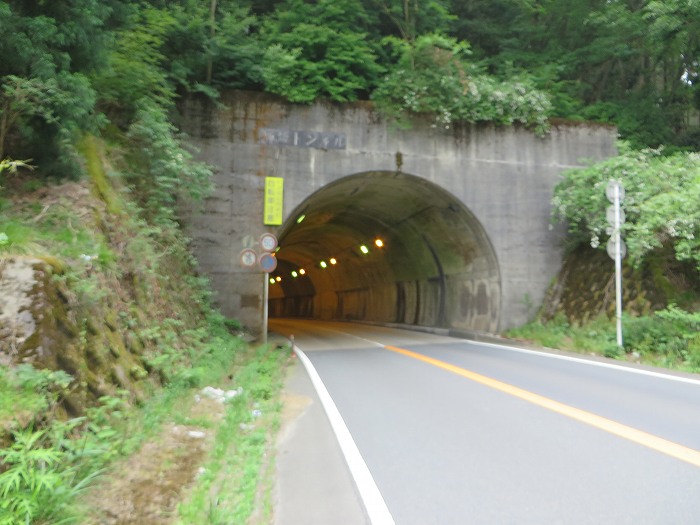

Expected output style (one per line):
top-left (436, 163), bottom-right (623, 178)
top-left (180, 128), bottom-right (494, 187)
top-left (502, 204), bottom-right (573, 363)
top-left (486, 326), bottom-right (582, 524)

top-left (264, 176), bottom-right (284, 226)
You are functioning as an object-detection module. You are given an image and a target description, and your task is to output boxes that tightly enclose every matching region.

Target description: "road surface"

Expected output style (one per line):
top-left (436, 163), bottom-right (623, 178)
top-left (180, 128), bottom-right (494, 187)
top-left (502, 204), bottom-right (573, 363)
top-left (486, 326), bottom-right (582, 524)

top-left (271, 319), bottom-right (700, 524)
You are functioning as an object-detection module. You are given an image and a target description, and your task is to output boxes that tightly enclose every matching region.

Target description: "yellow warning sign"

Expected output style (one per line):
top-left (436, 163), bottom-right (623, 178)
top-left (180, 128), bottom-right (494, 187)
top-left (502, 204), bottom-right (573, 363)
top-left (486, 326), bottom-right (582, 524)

top-left (264, 177), bottom-right (284, 226)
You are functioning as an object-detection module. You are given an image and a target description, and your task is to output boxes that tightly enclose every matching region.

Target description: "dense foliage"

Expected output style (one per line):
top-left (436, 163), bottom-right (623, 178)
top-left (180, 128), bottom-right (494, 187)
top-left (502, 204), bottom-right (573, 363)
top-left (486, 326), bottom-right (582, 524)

top-left (553, 143), bottom-right (700, 271)
top-left (507, 307), bottom-right (700, 371)
top-left (549, 142), bottom-right (699, 359)
top-left (371, 34), bottom-right (552, 133)
top-left (2, 0), bottom-right (700, 176)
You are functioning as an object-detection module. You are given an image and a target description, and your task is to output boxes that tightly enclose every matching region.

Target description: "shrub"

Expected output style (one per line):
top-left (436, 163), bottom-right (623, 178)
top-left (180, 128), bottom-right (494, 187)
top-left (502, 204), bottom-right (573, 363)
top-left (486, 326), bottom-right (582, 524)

top-left (372, 34), bottom-right (552, 134)
top-left (624, 306), bottom-right (700, 368)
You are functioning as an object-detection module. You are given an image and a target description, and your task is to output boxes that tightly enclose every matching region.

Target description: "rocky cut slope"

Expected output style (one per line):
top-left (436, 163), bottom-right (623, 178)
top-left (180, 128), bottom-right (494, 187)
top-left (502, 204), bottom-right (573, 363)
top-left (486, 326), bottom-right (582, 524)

top-left (0, 142), bottom-right (210, 427)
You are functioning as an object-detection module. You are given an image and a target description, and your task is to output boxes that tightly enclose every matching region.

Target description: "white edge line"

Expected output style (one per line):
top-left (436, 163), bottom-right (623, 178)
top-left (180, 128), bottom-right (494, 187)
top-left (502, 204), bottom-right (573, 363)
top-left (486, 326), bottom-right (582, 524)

top-left (293, 345), bottom-right (396, 525)
top-left (318, 323), bottom-right (700, 387)
top-left (321, 321), bottom-right (698, 387)
top-left (469, 339), bottom-right (700, 387)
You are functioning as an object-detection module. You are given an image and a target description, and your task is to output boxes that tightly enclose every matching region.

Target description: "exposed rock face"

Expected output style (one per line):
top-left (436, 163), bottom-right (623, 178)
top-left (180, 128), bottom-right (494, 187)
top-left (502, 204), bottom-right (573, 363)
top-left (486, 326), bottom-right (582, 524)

top-left (0, 257), bottom-right (41, 363)
top-left (0, 255), bottom-right (152, 417)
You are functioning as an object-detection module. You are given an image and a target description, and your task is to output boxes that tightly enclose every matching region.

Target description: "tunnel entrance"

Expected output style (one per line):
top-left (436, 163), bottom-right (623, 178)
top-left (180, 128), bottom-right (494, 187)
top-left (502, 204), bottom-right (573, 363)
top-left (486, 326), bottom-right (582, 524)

top-left (268, 171), bottom-right (501, 333)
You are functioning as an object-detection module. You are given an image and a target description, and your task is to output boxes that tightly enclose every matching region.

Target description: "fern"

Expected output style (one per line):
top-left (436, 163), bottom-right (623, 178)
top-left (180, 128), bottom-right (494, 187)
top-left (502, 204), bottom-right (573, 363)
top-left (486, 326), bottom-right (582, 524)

top-left (0, 421), bottom-right (99, 525)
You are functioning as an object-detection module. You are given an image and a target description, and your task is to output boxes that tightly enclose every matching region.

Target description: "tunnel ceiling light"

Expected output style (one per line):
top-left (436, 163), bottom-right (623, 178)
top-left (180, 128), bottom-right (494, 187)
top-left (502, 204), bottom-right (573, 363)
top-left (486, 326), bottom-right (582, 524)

top-left (329, 257), bottom-right (337, 265)
top-left (299, 268), bottom-right (306, 275)
top-left (296, 214), bottom-right (306, 224)
top-left (320, 261), bottom-right (327, 268)
top-left (291, 271), bottom-right (298, 278)
top-left (360, 245), bottom-right (369, 254)
top-left (375, 239), bottom-right (384, 248)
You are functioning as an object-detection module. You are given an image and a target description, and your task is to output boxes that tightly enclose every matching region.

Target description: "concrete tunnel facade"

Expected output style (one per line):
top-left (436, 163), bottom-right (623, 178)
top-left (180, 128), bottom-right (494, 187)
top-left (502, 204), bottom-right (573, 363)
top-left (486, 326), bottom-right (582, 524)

top-left (177, 90), bottom-right (617, 336)
top-left (268, 171), bottom-right (500, 332)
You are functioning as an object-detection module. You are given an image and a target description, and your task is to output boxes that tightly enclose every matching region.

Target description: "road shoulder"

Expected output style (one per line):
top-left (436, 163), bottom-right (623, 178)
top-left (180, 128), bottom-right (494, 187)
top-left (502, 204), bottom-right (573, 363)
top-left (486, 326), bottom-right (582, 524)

top-left (274, 357), bottom-right (369, 525)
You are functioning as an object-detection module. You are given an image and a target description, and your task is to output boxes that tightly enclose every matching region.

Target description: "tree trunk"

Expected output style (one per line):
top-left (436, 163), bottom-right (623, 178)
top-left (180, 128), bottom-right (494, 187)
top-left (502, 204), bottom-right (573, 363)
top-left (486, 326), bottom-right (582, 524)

top-left (206, 0), bottom-right (217, 84)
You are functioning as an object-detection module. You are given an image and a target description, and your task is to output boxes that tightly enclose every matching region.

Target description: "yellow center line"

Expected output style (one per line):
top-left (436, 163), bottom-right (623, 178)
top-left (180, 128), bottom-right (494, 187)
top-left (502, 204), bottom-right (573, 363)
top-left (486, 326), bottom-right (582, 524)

top-left (384, 344), bottom-right (700, 469)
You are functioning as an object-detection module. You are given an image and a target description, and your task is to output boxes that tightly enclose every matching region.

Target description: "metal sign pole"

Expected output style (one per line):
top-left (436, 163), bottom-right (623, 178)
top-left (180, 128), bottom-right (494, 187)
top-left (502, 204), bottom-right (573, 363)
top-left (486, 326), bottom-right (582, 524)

top-left (258, 234), bottom-right (277, 346)
top-left (262, 273), bottom-right (269, 345)
top-left (614, 183), bottom-right (623, 348)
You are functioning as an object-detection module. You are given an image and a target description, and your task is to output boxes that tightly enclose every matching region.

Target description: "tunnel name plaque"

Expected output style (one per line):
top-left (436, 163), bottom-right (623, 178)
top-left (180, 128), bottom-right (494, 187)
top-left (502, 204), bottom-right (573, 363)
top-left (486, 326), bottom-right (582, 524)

top-left (259, 128), bottom-right (346, 150)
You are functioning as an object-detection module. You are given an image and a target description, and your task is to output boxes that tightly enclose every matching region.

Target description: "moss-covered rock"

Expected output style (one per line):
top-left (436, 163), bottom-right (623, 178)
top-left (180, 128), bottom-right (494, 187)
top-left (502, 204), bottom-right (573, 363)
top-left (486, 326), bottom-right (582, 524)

top-left (542, 244), bottom-right (699, 323)
top-left (0, 256), bottom-right (157, 416)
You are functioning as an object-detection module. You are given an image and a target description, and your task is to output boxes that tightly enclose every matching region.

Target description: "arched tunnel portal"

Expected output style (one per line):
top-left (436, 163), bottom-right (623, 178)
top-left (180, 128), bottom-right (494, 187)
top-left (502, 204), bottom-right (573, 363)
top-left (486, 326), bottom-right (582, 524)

top-left (268, 171), bottom-right (501, 333)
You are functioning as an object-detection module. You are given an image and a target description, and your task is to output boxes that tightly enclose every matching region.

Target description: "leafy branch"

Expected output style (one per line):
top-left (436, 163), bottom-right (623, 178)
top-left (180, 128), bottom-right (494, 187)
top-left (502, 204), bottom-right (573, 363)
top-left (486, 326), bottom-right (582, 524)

top-left (553, 143), bottom-right (700, 271)
top-left (372, 34), bottom-right (552, 133)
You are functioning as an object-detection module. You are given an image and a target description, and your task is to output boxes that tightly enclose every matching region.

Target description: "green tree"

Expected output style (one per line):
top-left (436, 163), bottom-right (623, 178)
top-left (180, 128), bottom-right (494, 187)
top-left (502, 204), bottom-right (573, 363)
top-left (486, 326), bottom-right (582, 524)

top-left (0, 0), bottom-right (118, 175)
top-left (91, 6), bottom-right (176, 124)
top-left (157, 0), bottom-right (263, 93)
top-left (478, 0), bottom-right (700, 148)
top-left (372, 33), bottom-right (552, 132)
top-left (88, 3), bottom-right (215, 224)
top-left (553, 143), bottom-right (700, 271)
top-left (449, 0), bottom-right (533, 59)
top-left (260, 0), bottom-right (382, 102)
top-left (644, 0), bottom-right (700, 146)
top-left (125, 100), bottom-right (213, 225)
top-left (367, 0), bottom-right (455, 44)
top-left (0, 76), bottom-right (55, 160)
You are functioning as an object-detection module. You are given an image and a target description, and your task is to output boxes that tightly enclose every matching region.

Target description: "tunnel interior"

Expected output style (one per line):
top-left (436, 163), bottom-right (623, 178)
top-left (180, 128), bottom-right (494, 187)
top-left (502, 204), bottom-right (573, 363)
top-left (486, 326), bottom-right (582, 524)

top-left (269, 171), bottom-right (502, 333)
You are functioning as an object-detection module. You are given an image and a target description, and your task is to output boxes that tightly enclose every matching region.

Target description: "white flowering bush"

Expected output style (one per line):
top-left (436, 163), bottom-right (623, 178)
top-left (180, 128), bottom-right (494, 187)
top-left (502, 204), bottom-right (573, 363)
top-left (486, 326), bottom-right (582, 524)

top-left (372, 34), bottom-right (552, 134)
top-left (553, 142), bottom-right (700, 270)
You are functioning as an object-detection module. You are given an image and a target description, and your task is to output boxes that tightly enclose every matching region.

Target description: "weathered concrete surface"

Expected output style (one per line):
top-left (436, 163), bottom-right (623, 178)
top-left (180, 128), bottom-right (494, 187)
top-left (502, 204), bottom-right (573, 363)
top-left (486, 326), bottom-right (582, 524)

top-left (178, 91), bottom-right (617, 334)
top-left (271, 170), bottom-right (502, 333)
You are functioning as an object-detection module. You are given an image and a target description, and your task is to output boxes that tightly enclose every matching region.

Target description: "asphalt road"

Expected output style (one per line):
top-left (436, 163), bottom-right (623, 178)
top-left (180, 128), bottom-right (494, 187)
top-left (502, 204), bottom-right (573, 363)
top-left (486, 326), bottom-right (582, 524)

top-left (270, 319), bottom-right (700, 524)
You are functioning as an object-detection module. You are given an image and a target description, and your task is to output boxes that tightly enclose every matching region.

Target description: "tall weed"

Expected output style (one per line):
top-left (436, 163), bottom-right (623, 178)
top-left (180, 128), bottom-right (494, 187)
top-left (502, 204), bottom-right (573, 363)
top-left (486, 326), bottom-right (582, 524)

top-left (625, 305), bottom-right (700, 370)
top-left (0, 420), bottom-right (99, 525)
top-left (507, 306), bottom-right (700, 371)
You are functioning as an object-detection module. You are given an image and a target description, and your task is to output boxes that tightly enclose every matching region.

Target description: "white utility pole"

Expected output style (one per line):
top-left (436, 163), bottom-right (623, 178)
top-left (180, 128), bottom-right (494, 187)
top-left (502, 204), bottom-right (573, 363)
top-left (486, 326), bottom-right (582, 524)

top-left (606, 180), bottom-right (626, 348)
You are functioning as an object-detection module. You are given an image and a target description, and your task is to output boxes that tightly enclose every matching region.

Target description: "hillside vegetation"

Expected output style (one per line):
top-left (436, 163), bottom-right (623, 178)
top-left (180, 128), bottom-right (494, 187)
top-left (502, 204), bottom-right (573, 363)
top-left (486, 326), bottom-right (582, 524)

top-left (0, 0), bottom-right (699, 523)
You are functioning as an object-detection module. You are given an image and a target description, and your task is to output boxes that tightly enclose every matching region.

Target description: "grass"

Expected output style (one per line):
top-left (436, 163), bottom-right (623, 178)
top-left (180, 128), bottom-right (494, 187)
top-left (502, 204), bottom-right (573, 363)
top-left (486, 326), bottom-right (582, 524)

top-left (177, 342), bottom-right (289, 525)
top-left (105, 316), bottom-right (257, 454)
top-left (1, 318), bottom-right (291, 525)
top-left (0, 366), bottom-right (97, 525)
top-left (506, 314), bottom-right (618, 355)
top-left (505, 309), bottom-right (700, 372)
top-left (0, 367), bottom-right (53, 428)
top-left (0, 207), bottom-right (115, 268)
top-left (1, 170), bottom-right (288, 524)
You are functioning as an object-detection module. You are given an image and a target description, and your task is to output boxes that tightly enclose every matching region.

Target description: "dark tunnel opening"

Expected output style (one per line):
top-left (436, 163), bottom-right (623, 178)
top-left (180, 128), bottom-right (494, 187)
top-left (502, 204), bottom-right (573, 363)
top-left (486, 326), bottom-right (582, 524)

top-left (268, 171), bottom-right (502, 333)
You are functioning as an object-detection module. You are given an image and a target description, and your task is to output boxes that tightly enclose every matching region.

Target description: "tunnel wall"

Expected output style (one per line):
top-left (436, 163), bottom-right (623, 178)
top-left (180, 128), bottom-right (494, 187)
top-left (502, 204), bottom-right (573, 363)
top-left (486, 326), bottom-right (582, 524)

top-left (270, 276), bottom-right (497, 332)
top-left (178, 91), bottom-right (617, 334)
top-left (269, 271), bottom-right (499, 331)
